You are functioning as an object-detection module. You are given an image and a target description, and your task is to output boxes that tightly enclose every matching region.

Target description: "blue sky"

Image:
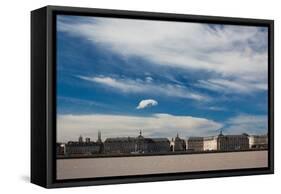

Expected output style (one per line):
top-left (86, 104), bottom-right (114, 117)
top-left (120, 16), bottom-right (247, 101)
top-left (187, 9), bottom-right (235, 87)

top-left (56, 15), bottom-right (268, 142)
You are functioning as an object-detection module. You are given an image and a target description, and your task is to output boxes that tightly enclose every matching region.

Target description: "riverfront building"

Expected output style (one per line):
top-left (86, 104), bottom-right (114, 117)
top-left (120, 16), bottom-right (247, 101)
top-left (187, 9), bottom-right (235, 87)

top-left (104, 130), bottom-right (170, 154)
top-left (65, 141), bottom-right (102, 155)
top-left (187, 137), bottom-right (204, 151)
top-left (248, 134), bottom-right (268, 149)
top-left (170, 133), bottom-right (186, 152)
top-left (217, 132), bottom-right (249, 151)
top-left (203, 136), bottom-right (218, 151)
top-left (104, 137), bottom-right (136, 153)
top-left (188, 132), bottom-right (251, 152)
top-left (57, 130), bottom-right (268, 157)
top-left (56, 143), bottom-right (65, 155)
top-left (64, 132), bottom-right (104, 155)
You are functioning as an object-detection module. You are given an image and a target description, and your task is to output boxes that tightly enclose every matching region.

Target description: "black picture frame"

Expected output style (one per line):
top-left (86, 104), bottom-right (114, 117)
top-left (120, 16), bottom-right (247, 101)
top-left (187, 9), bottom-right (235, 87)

top-left (31, 5), bottom-right (274, 188)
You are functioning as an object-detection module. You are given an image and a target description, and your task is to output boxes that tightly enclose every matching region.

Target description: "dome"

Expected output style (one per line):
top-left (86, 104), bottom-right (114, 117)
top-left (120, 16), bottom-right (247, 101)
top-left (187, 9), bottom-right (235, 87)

top-left (218, 130), bottom-right (224, 137)
top-left (175, 133), bottom-right (180, 141)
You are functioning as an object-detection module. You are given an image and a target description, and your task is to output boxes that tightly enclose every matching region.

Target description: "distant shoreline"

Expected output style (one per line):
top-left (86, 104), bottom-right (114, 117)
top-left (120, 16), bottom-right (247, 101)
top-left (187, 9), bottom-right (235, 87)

top-left (57, 148), bottom-right (268, 159)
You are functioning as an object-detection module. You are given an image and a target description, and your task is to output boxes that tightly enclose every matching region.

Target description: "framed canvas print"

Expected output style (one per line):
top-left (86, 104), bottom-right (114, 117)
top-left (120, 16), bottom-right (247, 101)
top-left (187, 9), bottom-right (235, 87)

top-left (31, 5), bottom-right (274, 188)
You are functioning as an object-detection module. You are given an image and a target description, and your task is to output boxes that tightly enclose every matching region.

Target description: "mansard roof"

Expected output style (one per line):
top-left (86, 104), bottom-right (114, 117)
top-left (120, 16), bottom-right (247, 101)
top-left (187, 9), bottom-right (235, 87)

top-left (150, 138), bottom-right (170, 142)
top-left (104, 137), bottom-right (136, 142)
top-left (188, 136), bottom-right (204, 140)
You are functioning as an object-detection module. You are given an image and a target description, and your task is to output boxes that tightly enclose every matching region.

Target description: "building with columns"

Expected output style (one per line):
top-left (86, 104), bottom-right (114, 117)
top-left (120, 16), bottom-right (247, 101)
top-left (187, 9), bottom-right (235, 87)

top-left (248, 134), bottom-right (268, 149)
top-left (104, 130), bottom-right (171, 154)
top-left (188, 131), bottom-right (254, 152)
top-left (187, 137), bottom-right (204, 152)
top-left (203, 136), bottom-right (218, 151)
top-left (217, 132), bottom-right (249, 151)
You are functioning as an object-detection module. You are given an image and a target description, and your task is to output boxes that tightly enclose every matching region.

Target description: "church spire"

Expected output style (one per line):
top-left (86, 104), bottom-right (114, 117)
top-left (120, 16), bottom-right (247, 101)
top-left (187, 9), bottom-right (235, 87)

top-left (78, 135), bottom-right (83, 143)
top-left (97, 130), bottom-right (102, 143)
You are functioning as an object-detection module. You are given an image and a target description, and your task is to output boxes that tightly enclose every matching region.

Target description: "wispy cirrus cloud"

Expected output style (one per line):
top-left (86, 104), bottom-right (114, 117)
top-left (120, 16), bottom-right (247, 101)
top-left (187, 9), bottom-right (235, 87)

top-left (78, 75), bottom-right (209, 101)
top-left (56, 16), bottom-right (269, 140)
top-left (58, 96), bottom-right (108, 107)
top-left (57, 113), bottom-right (223, 142)
top-left (208, 106), bottom-right (227, 111)
top-left (195, 78), bottom-right (267, 94)
top-left (58, 16), bottom-right (268, 94)
top-left (224, 114), bottom-right (268, 135)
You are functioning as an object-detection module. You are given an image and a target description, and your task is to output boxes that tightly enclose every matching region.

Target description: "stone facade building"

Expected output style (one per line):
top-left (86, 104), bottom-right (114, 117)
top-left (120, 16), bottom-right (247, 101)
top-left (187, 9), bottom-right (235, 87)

top-left (104, 137), bottom-right (136, 153)
top-left (149, 138), bottom-right (171, 153)
top-left (104, 131), bottom-right (171, 154)
top-left (187, 137), bottom-right (204, 152)
top-left (64, 132), bottom-right (104, 155)
top-left (217, 132), bottom-right (249, 151)
top-left (188, 132), bottom-right (253, 152)
top-left (203, 136), bottom-right (218, 151)
top-left (58, 130), bottom-right (268, 157)
top-left (65, 141), bottom-right (102, 155)
top-left (248, 134), bottom-right (268, 149)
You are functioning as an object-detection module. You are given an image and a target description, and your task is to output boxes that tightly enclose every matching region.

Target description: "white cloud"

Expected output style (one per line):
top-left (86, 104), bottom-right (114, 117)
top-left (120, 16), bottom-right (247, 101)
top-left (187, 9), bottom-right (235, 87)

top-left (78, 75), bottom-right (208, 101)
top-left (58, 96), bottom-right (108, 108)
top-left (57, 113), bottom-right (222, 142)
top-left (58, 16), bottom-right (268, 94)
top-left (196, 78), bottom-right (267, 94)
top-left (224, 114), bottom-right (268, 135)
top-left (79, 75), bottom-right (143, 93)
top-left (145, 76), bottom-right (153, 83)
top-left (208, 106), bottom-right (227, 111)
top-left (136, 99), bottom-right (158, 109)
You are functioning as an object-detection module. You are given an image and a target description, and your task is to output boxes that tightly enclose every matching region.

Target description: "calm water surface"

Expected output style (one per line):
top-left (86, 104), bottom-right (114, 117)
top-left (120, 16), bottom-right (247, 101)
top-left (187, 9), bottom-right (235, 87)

top-left (57, 150), bottom-right (267, 180)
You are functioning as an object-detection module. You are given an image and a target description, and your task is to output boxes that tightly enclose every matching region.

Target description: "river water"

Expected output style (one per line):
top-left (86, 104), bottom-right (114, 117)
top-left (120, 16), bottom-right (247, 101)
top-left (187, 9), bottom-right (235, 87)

top-left (57, 150), bottom-right (267, 180)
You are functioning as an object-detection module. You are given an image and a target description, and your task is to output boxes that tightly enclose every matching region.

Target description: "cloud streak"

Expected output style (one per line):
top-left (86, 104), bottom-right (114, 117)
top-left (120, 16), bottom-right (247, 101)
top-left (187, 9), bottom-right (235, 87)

top-left (196, 78), bottom-right (267, 94)
top-left (78, 75), bottom-right (208, 101)
top-left (224, 114), bottom-right (268, 135)
top-left (58, 16), bottom-right (268, 94)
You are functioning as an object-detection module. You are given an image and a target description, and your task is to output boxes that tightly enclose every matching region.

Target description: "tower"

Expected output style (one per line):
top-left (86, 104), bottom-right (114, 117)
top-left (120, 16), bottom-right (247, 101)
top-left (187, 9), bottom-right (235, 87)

top-left (174, 132), bottom-right (186, 151)
top-left (78, 135), bottom-right (83, 143)
top-left (97, 130), bottom-right (102, 143)
top-left (85, 137), bottom-right (90, 143)
top-left (136, 129), bottom-right (144, 153)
